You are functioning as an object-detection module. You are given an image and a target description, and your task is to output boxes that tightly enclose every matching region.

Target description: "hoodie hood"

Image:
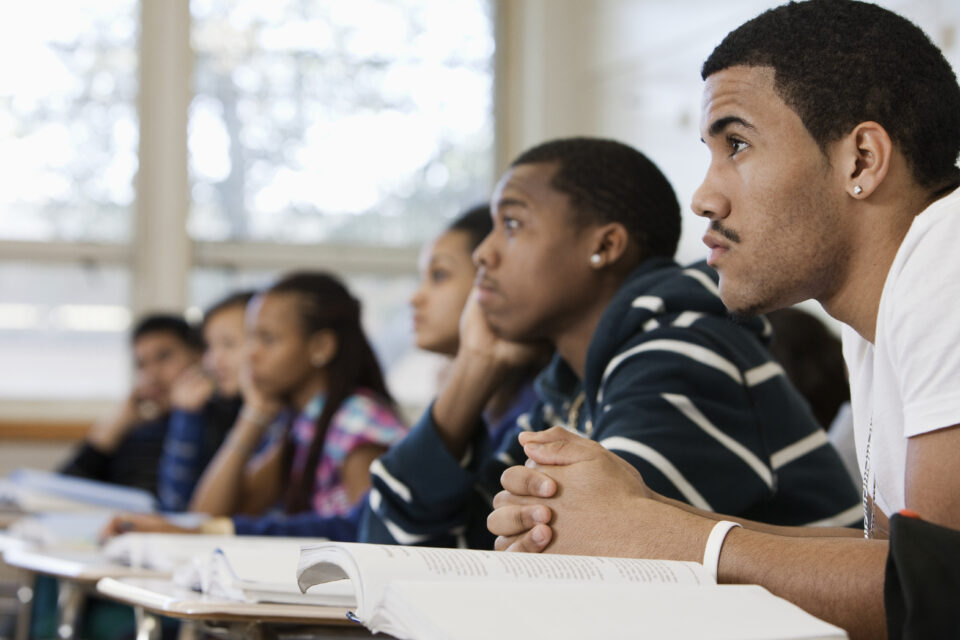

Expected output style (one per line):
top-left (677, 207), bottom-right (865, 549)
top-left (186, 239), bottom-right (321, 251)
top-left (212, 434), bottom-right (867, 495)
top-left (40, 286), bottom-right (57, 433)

top-left (534, 258), bottom-right (771, 423)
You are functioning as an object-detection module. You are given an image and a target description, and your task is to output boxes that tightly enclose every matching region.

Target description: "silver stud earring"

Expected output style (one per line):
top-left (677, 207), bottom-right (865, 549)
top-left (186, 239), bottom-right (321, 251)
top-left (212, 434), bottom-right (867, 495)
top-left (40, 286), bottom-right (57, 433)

top-left (853, 185), bottom-right (863, 195)
top-left (590, 253), bottom-right (603, 266)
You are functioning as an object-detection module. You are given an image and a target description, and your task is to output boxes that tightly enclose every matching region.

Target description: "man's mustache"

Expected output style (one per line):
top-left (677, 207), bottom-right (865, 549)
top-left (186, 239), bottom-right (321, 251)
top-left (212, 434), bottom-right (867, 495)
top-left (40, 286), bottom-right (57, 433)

top-left (711, 220), bottom-right (741, 244)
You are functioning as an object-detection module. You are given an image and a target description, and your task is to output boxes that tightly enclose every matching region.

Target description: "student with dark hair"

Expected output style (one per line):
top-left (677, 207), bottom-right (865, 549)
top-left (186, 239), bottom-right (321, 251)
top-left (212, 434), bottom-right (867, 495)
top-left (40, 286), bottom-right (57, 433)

top-left (61, 313), bottom-right (202, 496)
top-left (105, 272), bottom-right (407, 539)
top-left (410, 205), bottom-right (493, 356)
top-left (155, 290), bottom-right (255, 511)
top-left (362, 136), bottom-right (858, 549)
top-left (489, 3), bottom-right (960, 638)
top-left (411, 204), bottom-right (542, 447)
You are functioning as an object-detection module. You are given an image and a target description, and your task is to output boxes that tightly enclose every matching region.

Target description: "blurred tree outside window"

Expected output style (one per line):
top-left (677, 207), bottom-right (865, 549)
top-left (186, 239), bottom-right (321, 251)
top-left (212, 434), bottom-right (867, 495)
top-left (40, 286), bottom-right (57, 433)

top-left (189, 0), bottom-right (495, 246)
top-left (0, 0), bottom-right (495, 407)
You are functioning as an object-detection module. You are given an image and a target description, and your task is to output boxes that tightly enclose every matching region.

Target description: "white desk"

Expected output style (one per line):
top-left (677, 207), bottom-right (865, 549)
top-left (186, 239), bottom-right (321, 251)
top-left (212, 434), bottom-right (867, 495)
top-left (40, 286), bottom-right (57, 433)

top-left (1, 545), bottom-right (166, 640)
top-left (97, 577), bottom-right (384, 640)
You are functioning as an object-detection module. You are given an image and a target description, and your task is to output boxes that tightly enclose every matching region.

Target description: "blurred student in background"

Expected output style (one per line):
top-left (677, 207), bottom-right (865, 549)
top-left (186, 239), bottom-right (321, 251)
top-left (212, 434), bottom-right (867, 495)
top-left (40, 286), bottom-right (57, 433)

top-left (105, 271), bottom-right (407, 538)
top-left (766, 307), bottom-right (848, 431)
top-left (156, 290), bottom-right (255, 511)
top-left (61, 314), bottom-right (202, 496)
top-left (766, 307), bottom-right (858, 484)
top-left (409, 204), bottom-right (542, 450)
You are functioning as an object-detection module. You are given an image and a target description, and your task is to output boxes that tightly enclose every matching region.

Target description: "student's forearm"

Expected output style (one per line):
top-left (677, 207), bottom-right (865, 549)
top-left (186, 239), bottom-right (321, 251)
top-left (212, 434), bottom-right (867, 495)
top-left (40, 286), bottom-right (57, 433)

top-left (85, 415), bottom-right (135, 453)
top-left (431, 354), bottom-right (509, 459)
top-left (188, 419), bottom-right (264, 515)
top-left (721, 529), bottom-right (887, 640)
top-left (612, 498), bottom-right (885, 639)
top-left (656, 494), bottom-right (863, 538)
top-left (634, 499), bottom-right (885, 638)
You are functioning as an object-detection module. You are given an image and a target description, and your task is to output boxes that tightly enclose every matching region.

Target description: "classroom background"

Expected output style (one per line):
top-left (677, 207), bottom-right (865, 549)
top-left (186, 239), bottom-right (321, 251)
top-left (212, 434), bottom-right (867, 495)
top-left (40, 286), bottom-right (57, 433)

top-left (0, 0), bottom-right (957, 474)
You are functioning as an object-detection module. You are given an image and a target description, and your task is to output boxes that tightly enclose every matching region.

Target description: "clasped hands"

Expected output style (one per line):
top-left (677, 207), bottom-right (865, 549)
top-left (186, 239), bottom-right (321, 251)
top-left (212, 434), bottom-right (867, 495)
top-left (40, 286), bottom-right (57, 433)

top-left (488, 426), bottom-right (656, 557)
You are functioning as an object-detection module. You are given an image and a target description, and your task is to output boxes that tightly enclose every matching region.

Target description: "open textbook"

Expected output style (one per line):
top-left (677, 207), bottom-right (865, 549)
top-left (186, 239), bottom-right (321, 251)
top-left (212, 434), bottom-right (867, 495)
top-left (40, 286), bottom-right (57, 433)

top-left (101, 534), bottom-right (353, 606)
top-left (97, 532), bottom-right (349, 605)
top-left (297, 542), bottom-right (848, 640)
top-left (197, 538), bottom-right (354, 606)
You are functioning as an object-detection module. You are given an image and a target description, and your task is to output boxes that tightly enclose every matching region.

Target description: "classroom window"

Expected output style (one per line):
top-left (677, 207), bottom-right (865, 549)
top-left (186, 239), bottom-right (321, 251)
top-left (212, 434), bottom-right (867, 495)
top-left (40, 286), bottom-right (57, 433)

top-left (0, 0), bottom-right (494, 414)
top-left (0, 262), bottom-right (130, 399)
top-left (188, 0), bottom-right (495, 246)
top-left (0, 2), bottom-right (138, 243)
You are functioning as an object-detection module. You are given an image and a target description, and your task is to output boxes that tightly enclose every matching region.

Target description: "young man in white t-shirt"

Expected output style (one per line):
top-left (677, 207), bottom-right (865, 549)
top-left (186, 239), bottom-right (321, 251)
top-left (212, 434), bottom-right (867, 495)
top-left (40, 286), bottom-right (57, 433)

top-left (485, 2), bottom-right (960, 639)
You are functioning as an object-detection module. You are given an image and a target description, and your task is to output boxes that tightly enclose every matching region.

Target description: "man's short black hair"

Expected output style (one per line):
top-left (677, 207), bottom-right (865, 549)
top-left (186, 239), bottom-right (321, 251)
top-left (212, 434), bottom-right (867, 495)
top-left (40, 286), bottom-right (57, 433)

top-left (510, 137), bottom-right (681, 260)
top-left (131, 313), bottom-right (202, 351)
top-left (702, 0), bottom-right (960, 190)
top-left (447, 204), bottom-right (493, 251)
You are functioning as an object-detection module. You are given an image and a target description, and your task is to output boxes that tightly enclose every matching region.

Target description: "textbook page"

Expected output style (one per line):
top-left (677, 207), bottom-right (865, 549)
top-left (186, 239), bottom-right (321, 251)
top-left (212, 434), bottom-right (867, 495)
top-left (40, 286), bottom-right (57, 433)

top-left (297, 542), bottom-right (711, 620)
top-left (375, 581), bottom-right (848, 640)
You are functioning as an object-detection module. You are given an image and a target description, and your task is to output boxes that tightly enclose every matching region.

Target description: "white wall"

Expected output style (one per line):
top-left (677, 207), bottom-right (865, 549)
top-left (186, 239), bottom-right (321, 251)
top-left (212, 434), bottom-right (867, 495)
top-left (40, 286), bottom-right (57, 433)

top-left (499, 0), bottom-right (960, 266)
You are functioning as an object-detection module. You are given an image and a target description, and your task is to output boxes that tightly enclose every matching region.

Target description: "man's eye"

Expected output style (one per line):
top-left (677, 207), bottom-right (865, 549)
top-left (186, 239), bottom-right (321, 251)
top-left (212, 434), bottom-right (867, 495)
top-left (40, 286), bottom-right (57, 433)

top-left (430, 269), bottom-right (449, 283)
top-left (729, 137), bottom-right (749, 155)
top-left (504, 217), bottom-right (520, 231)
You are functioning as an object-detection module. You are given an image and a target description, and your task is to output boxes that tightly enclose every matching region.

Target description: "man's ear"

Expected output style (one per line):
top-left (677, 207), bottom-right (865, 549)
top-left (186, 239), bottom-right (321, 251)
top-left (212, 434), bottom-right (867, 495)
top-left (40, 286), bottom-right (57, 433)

top-left (308, 329), bottom-right (339, 369)
top-left (588, 222), bottom-right (631, 269)
top-left (839, 121), bottom-right (893, 199)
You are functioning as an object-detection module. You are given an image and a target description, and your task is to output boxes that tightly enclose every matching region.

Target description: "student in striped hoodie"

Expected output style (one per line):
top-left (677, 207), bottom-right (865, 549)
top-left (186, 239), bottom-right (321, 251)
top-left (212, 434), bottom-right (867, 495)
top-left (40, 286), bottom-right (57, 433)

top-left (361, 137), bottom-right (859, 549)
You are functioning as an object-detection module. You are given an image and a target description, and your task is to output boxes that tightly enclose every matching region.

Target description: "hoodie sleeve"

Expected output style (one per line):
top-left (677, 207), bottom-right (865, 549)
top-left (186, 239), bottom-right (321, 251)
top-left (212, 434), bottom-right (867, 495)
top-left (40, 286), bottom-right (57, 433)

top-left (156, 409), bottom-right (208, 512)
top-left (590, 320), bottom-right (859, 526)
top-left (359, 399), bottom-right (538, 549)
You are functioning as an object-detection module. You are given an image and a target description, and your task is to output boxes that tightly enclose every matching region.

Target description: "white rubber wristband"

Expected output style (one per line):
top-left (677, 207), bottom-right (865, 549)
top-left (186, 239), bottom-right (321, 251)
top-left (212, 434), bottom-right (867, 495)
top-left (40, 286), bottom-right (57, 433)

top-left (702, 520), bottom-right (741, 581)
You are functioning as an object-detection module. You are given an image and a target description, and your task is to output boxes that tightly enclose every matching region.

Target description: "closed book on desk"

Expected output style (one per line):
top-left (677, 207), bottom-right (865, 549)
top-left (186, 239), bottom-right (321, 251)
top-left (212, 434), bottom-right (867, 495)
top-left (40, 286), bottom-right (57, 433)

top-left (297, 542), bottom-right (847, 640)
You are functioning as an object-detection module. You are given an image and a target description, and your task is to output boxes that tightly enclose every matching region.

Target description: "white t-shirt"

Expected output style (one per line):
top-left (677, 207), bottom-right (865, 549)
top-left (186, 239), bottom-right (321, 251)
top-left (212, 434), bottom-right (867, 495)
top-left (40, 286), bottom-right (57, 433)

top-left (842, 186), bottom-right (960, 516)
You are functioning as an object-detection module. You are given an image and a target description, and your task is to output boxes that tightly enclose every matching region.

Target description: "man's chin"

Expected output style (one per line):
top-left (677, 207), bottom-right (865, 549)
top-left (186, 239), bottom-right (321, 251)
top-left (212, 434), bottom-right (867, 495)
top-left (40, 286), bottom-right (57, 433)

top-left (484, 315), bottom-right (528, 343)
top-left (719, 292), bottom-right (767, 321)
top-left (722, 293), bottom-right (786, 321)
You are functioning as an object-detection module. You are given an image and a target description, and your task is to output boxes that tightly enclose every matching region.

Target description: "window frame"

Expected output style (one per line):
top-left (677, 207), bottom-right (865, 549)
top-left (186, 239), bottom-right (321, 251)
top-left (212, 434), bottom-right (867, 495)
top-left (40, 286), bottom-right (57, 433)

top-left (2, 0), bottom-right (500, 423)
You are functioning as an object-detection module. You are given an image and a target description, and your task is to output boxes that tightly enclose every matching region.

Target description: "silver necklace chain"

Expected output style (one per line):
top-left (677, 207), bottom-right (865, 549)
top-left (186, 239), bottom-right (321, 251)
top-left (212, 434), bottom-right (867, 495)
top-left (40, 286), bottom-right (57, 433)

top-left (862, 416), bottom-right (876, 539)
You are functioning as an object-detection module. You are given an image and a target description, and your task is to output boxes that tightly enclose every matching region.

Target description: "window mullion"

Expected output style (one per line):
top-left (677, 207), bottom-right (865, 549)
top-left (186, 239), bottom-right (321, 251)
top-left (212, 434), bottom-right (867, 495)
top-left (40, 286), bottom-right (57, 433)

top-left (133, 0), bottom-right (192, 316)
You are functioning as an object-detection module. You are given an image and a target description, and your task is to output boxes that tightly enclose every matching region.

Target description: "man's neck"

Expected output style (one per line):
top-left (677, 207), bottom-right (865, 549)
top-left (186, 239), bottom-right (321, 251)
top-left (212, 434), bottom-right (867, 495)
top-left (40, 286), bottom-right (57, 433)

top-left (821, 189), bottom-right (942, 342)
top-left (553, 290), bottom-right (619, 381)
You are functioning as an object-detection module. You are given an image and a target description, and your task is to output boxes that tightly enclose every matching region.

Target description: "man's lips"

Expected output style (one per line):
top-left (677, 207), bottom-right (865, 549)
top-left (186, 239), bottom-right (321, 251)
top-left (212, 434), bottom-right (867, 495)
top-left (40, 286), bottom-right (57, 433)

top-left (702, 233), bottom-right (730, 267)
top-left (474, 275), bottom-right (500, 303)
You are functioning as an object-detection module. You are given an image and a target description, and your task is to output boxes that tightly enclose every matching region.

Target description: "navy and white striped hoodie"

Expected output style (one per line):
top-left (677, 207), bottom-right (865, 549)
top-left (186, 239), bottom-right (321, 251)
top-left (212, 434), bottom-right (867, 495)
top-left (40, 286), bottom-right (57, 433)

top-left (361, 258), bottom-right (860, 548)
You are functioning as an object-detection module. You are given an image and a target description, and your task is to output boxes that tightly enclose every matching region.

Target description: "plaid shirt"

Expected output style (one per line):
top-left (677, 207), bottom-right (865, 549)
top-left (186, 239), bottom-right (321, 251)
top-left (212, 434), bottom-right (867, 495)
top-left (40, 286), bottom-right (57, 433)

top-left (290, 388), bottom-right (406, 516)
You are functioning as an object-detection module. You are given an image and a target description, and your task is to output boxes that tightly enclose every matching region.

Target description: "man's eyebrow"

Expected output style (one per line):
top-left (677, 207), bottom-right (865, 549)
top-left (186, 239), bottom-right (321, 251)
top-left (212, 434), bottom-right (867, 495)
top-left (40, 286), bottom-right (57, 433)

top-left (495, 197), bottom-right (527, 210)
top-left (704, 115), bottom-right (756, 140)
